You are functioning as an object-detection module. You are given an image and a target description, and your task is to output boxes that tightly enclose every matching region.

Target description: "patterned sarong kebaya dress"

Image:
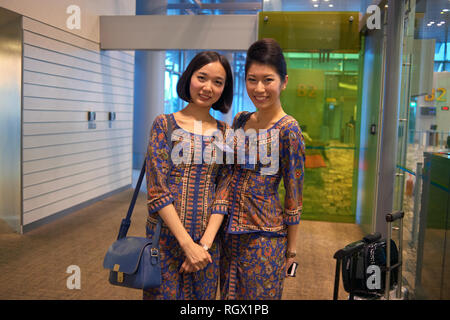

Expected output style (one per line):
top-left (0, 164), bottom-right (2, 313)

top-left (143, 113), bottom-right (230, 300)
top-left (215, 111), bottom-right (306, 300)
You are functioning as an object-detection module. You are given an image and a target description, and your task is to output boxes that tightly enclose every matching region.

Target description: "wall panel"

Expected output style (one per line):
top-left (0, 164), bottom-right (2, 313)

top-left (23, 154), bottom-right (132, 187)
top-left (23, 176), bottom-right (131, 225)
top-left (21, 16), bottom-right (134, 228)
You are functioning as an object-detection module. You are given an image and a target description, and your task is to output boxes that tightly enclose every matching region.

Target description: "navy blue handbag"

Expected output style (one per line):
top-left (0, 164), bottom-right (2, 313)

top-left (102, 160), bottom-right (163, 290)
top-left (103, 114), bottom-right (173, 290)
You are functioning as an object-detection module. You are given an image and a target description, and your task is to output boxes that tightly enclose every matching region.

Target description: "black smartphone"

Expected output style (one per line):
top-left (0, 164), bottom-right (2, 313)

top-left (287, 262), bottom-right (298, 277)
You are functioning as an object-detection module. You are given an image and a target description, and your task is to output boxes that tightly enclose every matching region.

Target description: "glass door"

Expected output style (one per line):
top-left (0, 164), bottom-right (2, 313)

top-left (395, 0), bottom-right (450, 299)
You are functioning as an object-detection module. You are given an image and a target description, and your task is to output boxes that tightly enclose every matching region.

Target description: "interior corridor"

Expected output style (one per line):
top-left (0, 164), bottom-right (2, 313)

top-left (0, 183), bottom-right (363, 300)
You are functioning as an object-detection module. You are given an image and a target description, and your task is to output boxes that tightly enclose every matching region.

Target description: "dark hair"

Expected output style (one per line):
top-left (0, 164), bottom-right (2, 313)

top-left (245, 38), bottom-right (287, 80)
top-left (177, 51), bottom-right (233, 114)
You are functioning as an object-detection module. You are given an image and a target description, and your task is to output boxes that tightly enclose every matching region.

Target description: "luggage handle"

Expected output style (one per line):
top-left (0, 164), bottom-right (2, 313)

top-left (333, 241), bottom-right (365, 260)
top-left (385, 210), bottom-right (404, 300)
top-left (386, 211), bottom-right (404, 222)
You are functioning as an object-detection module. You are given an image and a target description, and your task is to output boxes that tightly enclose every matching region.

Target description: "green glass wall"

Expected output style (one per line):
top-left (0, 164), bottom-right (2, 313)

top-left (259, 12), bottom-right (362, 223)
top-left (281, 53), bottom-right (360, 223)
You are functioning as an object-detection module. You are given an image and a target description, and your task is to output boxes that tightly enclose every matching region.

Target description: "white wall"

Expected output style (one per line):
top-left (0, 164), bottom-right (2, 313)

top-left (0, 1), bottom-right (136, 228)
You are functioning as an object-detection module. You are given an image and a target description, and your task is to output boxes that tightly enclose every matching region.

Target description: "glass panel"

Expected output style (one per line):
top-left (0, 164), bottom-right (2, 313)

top-left (258, 12), bottom-right (360, 52)
top-left (262, 0), bottom-right (370, 12)
top-left (281, 51), bottom-right (360, 223)
top-left (164, 50), bottom-right (183, 113)
top-left (395, 0), bottom-right (450, 299)
top-left (259, 11), bottom-right (363, 223)
top-left (167, 0), bottom-right (262, 15)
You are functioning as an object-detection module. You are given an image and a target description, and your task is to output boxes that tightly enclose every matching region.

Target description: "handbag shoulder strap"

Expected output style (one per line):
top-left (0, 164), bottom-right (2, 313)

top-left (116, 161), bottom-right (145, 239)
top-left (116, 114), bottom-right (173, 240)
top-left (165, 113), bottom-right (173, 154)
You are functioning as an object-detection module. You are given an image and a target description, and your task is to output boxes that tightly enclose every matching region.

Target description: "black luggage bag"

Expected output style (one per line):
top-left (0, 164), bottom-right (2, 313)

top-left (333, 211), bottom-right (405, 300)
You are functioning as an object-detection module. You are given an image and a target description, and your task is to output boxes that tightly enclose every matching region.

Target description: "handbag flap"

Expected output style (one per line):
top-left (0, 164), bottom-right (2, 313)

top-left (103, 236), bottom-right (153, 274)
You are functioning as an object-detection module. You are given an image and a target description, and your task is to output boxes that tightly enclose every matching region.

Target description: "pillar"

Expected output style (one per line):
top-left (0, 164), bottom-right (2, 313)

top-left (133, 0), bottom-right (167, 169)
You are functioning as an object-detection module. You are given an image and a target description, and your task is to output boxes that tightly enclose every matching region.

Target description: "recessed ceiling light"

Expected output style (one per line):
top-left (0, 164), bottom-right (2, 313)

top-left (329, 4), bottom-right (334, 7)
top-left (313, 4), bottom-right (319, 7)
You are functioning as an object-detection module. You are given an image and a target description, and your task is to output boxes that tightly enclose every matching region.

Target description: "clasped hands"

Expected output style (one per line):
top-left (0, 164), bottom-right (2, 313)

top-left (179, 241), bottom-right (212, 273)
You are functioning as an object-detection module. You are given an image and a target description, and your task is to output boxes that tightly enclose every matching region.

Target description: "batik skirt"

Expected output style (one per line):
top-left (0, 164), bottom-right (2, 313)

top-left (143, 233), bottom-right (220, 300)
top-left (220, 232), bottom-right (287, 300)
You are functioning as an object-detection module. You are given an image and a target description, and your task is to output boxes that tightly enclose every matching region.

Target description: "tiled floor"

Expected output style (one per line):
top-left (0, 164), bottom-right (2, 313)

top-left (0, 187), bottom-right (363, 300)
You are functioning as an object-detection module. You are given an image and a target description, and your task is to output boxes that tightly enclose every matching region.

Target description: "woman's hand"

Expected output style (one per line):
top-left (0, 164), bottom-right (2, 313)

top-left (179, 241), bottom-right (212, 273)
top-left (179, 213), bottom-right (223, 273)
top-left (156, 206), bottom-right (212, 273)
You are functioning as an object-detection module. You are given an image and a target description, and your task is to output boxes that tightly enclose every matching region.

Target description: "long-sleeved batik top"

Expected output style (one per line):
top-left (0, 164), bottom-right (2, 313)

top-left (146, 113), bottom-right (231, 241)
top-left (213, 111), bottom-right (306, 236)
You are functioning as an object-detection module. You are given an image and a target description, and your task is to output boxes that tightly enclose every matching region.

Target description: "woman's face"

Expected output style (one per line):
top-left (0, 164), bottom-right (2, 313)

top-left (189, 61), bottom-right (226, 108)
top-left (246, 62), bottom-right (288, 111)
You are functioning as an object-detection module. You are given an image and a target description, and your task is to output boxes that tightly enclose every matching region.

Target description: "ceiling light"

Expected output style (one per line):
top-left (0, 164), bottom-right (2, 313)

top-left (329, 4), bottom-right (334, 7)
top-left (313, 4), bottom-right (319, 7)
top-left (443, 9), bottom-right (449, 12)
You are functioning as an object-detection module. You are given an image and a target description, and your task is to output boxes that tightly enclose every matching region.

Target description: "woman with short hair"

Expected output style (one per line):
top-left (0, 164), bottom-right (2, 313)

top-left (144, 51), bottom-right (233, 300)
